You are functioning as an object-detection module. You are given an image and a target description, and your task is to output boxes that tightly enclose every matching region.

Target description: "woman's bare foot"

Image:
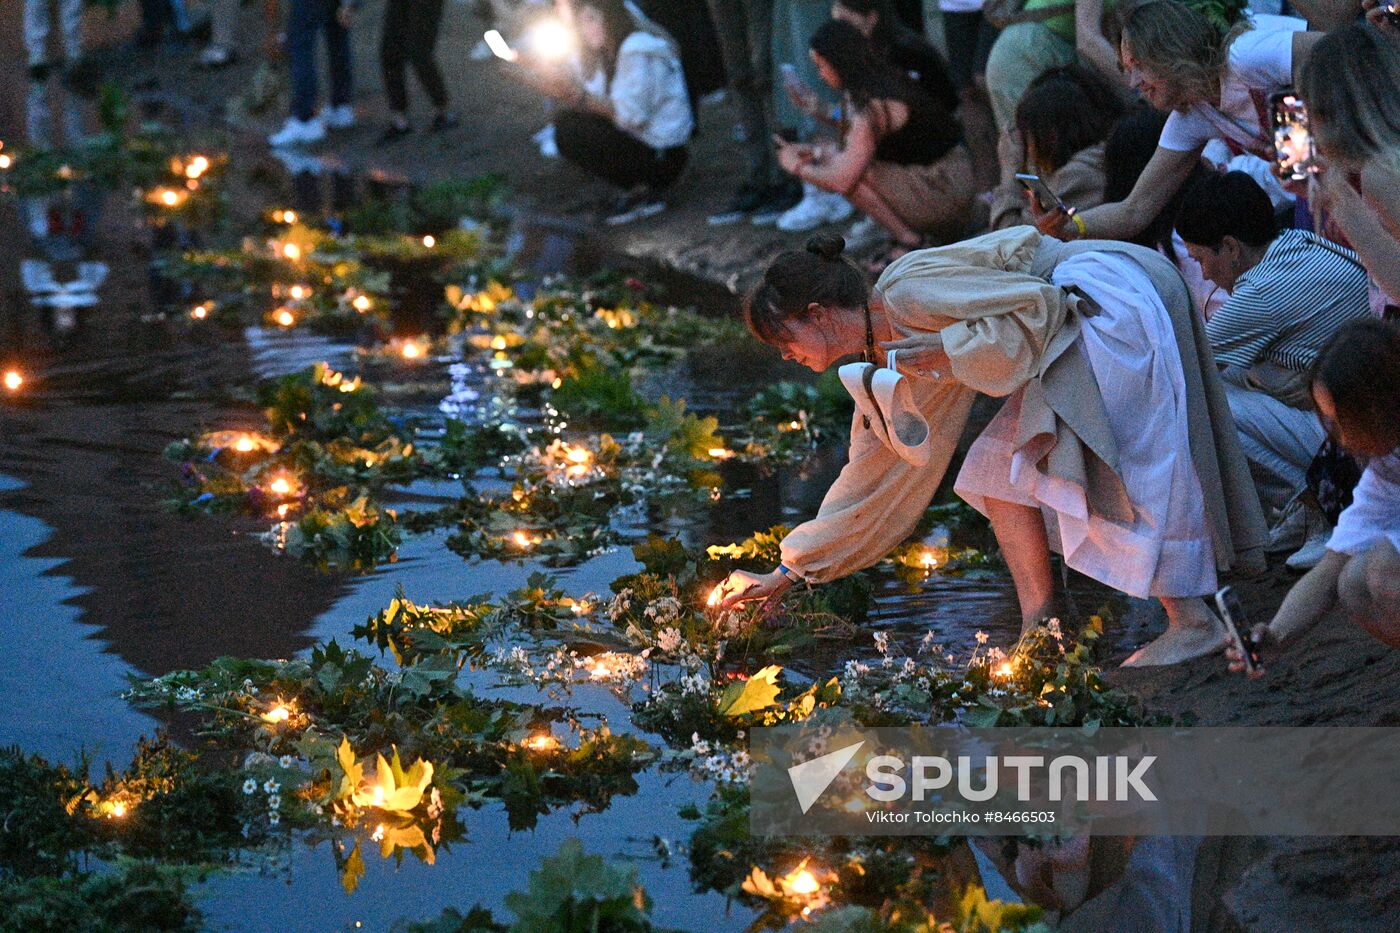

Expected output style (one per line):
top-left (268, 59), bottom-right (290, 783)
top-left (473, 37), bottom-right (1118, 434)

top-left (1121, 598), bottom-right (1226, 667)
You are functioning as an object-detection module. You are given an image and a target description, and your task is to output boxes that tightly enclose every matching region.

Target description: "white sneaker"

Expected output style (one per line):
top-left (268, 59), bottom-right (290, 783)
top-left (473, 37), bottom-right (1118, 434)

top-left (321, 104), bottom-right (356, 130)
top-left (843, 214), bottom-right (884, 252)
top-left (776, 184), bottom-right (855, 232)
top-left (268, 116), bottom-right (325, 148)
top-left (1286, 527), bottom-right (1333, 571)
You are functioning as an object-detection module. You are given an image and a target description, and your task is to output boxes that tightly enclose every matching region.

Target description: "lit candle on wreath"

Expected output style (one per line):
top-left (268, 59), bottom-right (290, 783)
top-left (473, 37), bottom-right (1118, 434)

top-left (523, 732), bottom-right (559, 752)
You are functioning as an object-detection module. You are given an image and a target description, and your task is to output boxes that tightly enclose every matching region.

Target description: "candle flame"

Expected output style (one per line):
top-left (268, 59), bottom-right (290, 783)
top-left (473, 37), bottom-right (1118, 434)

top-left (422, 235), bottom-right (436, 248)
top-left (352, 294), bottom-right (371, 312)
top-left (706, 583), bottom-right (725, 608)
top-left (524, 733), bottom-right (558, 751)
top-left (288, 284), bottom-right (309, 301)
top-left (269, 476), bottom-right (293, 496)
top-left (401, 341), bottom-right (423, 360)
top-left (3, 370), bottom-right (23, 392)
top-left (274, 309), bottom-right (296, 328)
top-left (160, 189), bottom-right (180, 206)
top-left (0, 154), bottom-right (12, 170)
top-left (282, 242), bottom-right (301, 261)
top-left (787, 868), bottom-right (819, 896)
top-left (994, 661), bottom-right (1015, 680)
top-left (234, 436), bottom-right (256, 453)
top-left (261, 704), bottom-right (292, 724)
top-left (190, 304), bottom-right (209, 320)
top-left (110, 801), bottom-right (128, 818)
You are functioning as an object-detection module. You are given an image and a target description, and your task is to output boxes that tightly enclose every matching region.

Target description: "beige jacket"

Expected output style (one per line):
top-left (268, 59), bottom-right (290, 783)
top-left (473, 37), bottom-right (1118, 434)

top-left (780, 227), bottom-right (1268, 584)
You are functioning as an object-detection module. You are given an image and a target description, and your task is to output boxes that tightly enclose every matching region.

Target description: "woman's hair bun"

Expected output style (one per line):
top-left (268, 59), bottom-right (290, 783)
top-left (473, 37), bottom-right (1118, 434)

top-left (805, 234), bottom-right (846, 261)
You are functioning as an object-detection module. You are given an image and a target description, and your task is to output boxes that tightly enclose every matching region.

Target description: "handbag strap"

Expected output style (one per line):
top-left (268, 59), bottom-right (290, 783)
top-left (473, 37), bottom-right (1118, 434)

top-left (861, 364), bottom-right (889, 439)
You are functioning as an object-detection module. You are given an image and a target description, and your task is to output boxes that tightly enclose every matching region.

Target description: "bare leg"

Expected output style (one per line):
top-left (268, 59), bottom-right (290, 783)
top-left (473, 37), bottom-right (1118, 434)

top-left (1340, 540), bottom-right (1400, 648)
top-left (846, 178), bottom-right (921, 247)
top-left (984, 497), bottom-right (1056, 630)
top-left (1121, 596), bottom-right (1227, 667)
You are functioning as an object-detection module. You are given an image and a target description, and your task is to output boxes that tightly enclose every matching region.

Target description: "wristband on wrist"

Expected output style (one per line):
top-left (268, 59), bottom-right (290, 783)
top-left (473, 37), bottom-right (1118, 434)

top-left (776, 563), bottom-right (800, 582)
top-left (1070, 211), bottom-right (1087, 239)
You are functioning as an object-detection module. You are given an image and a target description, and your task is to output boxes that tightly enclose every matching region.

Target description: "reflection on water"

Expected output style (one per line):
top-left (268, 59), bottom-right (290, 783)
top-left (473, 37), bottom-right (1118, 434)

top-left (0, 474), bottom-right (156, 768)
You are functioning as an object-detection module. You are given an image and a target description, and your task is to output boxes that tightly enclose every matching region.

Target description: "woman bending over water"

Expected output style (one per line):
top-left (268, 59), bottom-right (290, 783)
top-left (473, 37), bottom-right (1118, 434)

top-left (716, 229), bottom-right (1267, 666)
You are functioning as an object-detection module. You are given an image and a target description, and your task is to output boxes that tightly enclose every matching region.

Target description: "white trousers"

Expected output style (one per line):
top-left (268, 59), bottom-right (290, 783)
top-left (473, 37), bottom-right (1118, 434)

top-left (1222, 379), bottom-right (1326, 515)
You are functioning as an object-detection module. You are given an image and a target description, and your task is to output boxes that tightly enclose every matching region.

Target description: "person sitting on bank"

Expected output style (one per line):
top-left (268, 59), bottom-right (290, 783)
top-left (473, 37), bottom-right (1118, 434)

top-left (776, 20), bottom-right (973, 261)
top-left (989, 65), bottom-right (1124, 231)
top-left (1229, 320), bottom-right (1400, 674)
top-left (504, 0), bottom-right (692, 226)
top-left (1175, 171), bottom-right (1371, 553)
top-left (715, 229), bottom-right (1266, 667)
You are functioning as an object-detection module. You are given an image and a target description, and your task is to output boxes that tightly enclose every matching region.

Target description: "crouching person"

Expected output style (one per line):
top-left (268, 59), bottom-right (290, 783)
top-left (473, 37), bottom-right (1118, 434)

top-left (1229, 320), bottom-right (1400, 672)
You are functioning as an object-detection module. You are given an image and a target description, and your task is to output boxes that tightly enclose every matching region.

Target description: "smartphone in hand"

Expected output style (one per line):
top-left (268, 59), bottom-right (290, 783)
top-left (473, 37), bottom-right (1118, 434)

top-left (1268, 90), bottom-right (1315, 183)
top-left (1015, 173), bottom-right (1070, 215)
top-left (1215, 586), bottom-right (1262, 675)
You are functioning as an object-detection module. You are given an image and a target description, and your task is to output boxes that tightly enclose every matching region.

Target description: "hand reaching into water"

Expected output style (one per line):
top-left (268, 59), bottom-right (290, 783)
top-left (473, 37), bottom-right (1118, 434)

top-left (712, 569), bottom-right (791, 611)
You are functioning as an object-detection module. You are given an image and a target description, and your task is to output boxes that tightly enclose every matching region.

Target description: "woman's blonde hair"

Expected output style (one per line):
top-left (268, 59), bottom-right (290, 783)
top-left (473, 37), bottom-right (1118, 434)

top-left (1300, 23), bottom-right (1400, 173)
top-left (1121, 0), bottom-right (1246, 110)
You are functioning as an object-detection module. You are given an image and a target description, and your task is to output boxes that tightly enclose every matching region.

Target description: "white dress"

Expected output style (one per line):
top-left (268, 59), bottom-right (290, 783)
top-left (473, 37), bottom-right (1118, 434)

top-left (1327, 451), bottom-right (1400, 556)
top-left (954, 252), bottom-right (1217, 599)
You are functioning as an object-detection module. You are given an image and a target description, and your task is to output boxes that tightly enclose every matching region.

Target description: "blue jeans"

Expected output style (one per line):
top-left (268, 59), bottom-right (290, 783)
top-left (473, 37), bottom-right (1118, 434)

top-left (287, 0), bottom-right (353, 121)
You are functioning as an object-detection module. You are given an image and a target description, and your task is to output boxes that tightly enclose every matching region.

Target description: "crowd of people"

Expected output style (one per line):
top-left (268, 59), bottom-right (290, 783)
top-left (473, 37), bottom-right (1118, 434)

top-left (22, 0), bottom-right (1400, 667)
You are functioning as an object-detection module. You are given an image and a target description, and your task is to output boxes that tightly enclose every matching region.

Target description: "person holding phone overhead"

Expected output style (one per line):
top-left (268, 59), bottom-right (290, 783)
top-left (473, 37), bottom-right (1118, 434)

top-left (1035, 1), bottom-right (1321, 244)
top-left (501, 0), bottom-right (693, 225)
top-left (774, 20), bottom-right (972, 262)
top-left (714, 228), bottom-right (1267, 667)
top-left (989, 65), bottom-right (1124, 231)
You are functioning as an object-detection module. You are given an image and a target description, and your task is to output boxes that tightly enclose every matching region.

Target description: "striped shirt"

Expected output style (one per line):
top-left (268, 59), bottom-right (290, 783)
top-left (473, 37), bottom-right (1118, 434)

top-left (1206, 229), bottom-right (1371, 372)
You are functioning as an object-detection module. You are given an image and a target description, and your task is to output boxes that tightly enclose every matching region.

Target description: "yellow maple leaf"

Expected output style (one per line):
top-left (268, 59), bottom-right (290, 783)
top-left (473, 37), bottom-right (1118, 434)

top-left (335, 736), bottom-right (363, 802)
top-left (351, 747), bottom-right (434, 814)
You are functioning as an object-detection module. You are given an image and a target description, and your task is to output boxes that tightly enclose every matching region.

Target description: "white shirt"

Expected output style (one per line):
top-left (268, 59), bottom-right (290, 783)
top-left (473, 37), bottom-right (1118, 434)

top-left (1328, 451), bottom-right (1400, 556)
top-left (584, 31), bottom-right (693, 150)
top-left (1158, 16), bottom-right (1305, 158)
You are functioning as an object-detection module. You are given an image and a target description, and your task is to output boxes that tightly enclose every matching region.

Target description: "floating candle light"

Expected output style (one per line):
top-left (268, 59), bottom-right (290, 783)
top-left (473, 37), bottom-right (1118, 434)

top-left (707, 447), bottom-right (734, 460)
top-left (261, 703), bottom-right (292, 724)
top-left (352, 294), bottom-right (371, 312)
top-left (288, 284), bottom-right (310, 301)
top-left (524, 732), bottom-right (559, 751)
top-left (401, 341), bottom-right (423, 360)
top-left (190, 303), bottom-right (210, 320)
top-left (274, 308), bottom-right (296, 328)
top-left (281, 242), bottom-right (302, 261)
top-left (993, 661), bottom-right (1015, 681)
top-left (3, 370), bottom-right (23, 392)
top-left (421, 235), bottom-right (436, 248)
top-left (490, 335), bottom-right (508, 350)
top-left (785, 868), bottom-right (819, 896)
top-left (185, 155), bottom-right (210, 179)
top-left (234, 435), bottom-right (257, 453)
top-left (109, 801), bottom-right (128, 818)
top-left (0, 153), bottom-right (11, 170)
top-left (268, 475), bottom-right (294, 497)
top-left (276, 503), bottom-right (291, 519)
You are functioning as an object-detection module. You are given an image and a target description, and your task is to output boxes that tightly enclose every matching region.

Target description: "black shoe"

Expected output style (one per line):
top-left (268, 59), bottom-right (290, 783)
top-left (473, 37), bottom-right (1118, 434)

top-left (376, 122), bottom-right (413, 146)
top-left (707, 181), bottom-right (769, 226)
top-left (430, 111), bottom-right (460, 132)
